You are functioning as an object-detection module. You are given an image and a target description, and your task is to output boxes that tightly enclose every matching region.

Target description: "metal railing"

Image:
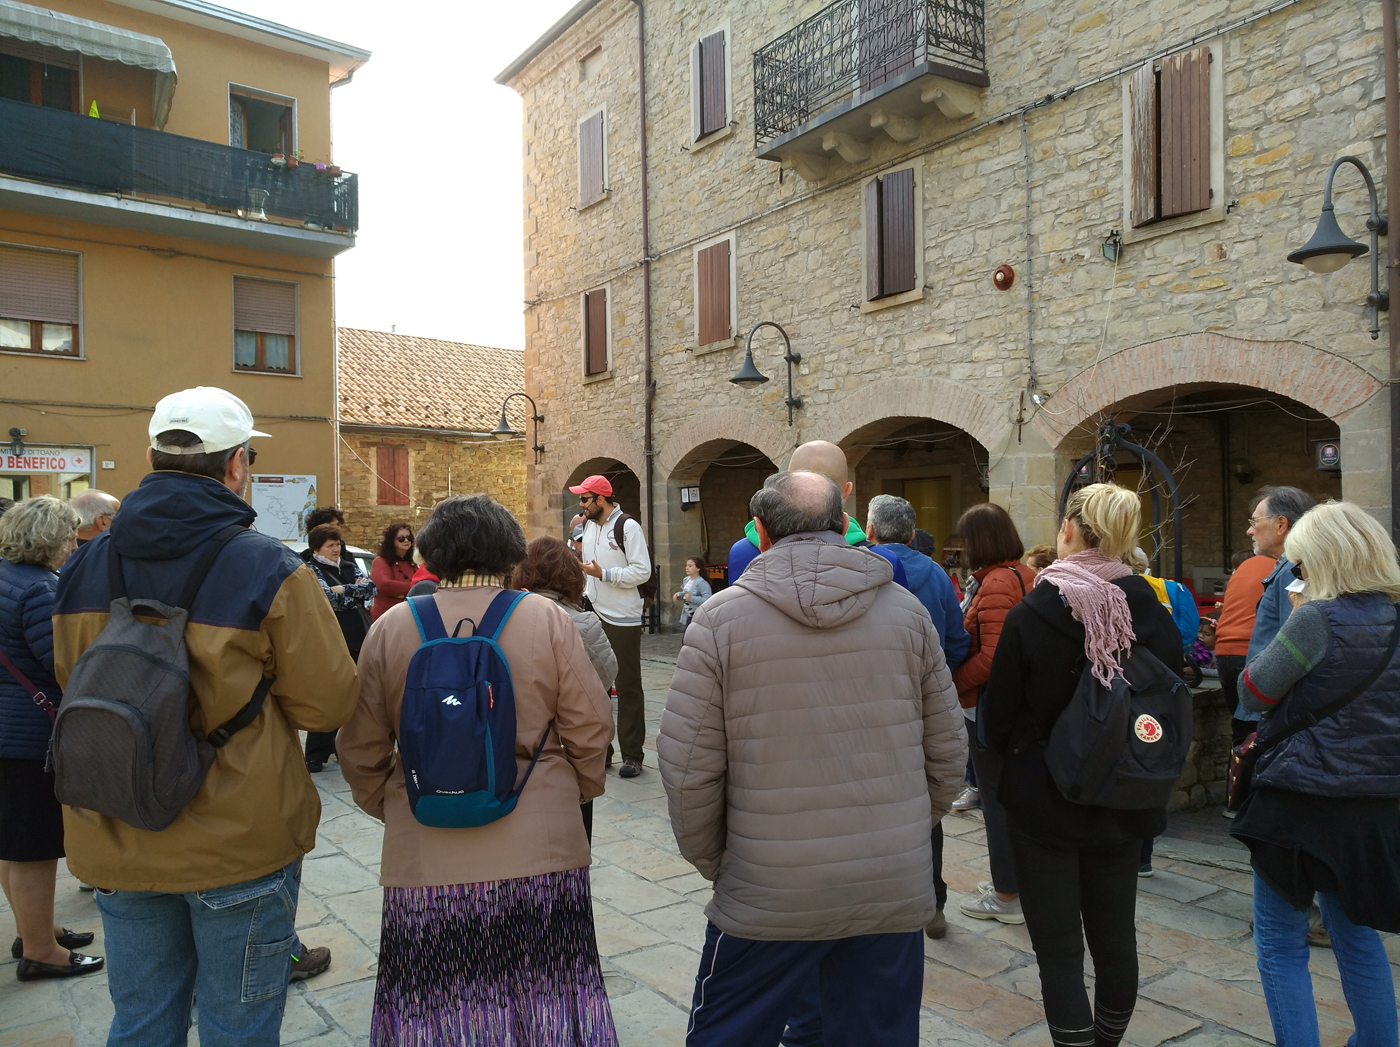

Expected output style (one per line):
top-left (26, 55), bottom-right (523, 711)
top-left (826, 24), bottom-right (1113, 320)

top-left (753, 0), bottom-right (986, 146)
top-left (0, 98), bottom-right (358, 233)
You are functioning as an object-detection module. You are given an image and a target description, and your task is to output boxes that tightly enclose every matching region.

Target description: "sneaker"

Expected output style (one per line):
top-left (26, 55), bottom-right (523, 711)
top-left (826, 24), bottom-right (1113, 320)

top-left (959, 891), bottom-right (1024, 924)
top-left (289, 945), bottom-right (331, 981)
top-left (924, 910), bottom-right (947, 940)
top-left (619, 758), bottom-right (642, 779)
top-left (1138, 864), bottom-right (1154, 878)
top-left (1307, 906), bottom-right (1331, 948)
top-left (1222, 808), bottom-right (1237, 819)
top-left (306, 759), bottom-right (323, 774)
top-left (951, 786), bottom-right (981, 812)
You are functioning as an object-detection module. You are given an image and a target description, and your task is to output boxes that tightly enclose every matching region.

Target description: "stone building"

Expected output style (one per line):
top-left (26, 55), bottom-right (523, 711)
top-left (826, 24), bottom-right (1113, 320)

top-left (336, 328), bottom-right (529, 550)
top-left (497, 0), bottom-right (1389, 627)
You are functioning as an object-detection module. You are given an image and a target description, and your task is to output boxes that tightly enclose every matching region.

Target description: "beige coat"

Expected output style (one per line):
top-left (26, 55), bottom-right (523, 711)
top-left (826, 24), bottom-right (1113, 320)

top-left (339, 587), bottom-right (614, 888)
top-left (658, 532), bottom-right (966, 941)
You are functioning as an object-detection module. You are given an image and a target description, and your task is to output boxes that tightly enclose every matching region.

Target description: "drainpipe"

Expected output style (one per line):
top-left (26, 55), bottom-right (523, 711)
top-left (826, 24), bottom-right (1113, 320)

top-left (1384, 0), bottom-right (1400, 540)
top-left (631, 0), bottom-right (657, 627)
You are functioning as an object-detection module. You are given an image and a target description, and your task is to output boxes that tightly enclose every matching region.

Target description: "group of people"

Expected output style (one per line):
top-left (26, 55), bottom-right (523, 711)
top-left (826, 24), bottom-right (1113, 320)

top-left (2, 386), bottom-right (1398, 1047)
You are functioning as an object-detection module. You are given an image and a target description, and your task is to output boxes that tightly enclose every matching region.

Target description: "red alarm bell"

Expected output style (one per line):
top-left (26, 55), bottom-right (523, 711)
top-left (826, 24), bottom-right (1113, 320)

top-left (993, 264), bottom-right (1015, 291)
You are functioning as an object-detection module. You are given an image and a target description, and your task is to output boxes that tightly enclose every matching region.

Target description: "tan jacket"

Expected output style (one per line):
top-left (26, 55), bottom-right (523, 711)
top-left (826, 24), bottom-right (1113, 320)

top-left (339, 587), bottom-right (614, 888)
top-left (658, 532), bottom-right (966, 941)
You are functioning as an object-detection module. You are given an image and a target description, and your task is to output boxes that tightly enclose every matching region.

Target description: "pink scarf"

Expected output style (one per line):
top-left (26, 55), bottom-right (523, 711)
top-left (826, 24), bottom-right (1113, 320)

top-left (1034, 548), bottom-right (1135, 686)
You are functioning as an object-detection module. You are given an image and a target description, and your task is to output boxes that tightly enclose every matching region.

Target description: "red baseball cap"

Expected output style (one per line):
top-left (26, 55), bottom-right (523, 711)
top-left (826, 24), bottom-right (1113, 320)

top-left (569, 474), bottom-right (613, 497)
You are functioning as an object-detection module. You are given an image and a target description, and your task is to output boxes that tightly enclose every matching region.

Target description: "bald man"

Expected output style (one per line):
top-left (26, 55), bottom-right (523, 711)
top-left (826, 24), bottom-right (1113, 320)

top-left (70, 489), bottom-right (120, 545)
top-left (727, 440), bottom-right (906, 586)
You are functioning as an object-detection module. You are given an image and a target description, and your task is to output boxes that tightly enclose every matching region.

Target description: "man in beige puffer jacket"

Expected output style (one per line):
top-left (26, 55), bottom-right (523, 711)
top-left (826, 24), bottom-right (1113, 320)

top-left (659, 471), bottom-right (965, 1045)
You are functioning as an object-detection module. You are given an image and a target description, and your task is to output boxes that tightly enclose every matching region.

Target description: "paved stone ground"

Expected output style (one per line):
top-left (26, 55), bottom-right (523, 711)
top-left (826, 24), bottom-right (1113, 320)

top-left (2, 633), bottom-right (1396, 1045)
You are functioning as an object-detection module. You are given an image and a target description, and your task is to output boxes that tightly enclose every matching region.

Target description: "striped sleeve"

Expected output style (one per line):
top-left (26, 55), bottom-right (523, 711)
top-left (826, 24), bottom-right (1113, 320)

top-left (1240, 602), bottom-right (1330, 712)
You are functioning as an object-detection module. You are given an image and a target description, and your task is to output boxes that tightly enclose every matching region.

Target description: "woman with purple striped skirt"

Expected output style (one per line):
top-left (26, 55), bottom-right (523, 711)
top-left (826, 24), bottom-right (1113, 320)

top-left (339, 495), bottom-right (620, 1046)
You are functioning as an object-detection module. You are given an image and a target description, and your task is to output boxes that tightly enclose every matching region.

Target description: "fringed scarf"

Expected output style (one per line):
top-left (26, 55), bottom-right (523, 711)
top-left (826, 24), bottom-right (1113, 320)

top-left (1034, 548), bottom-right (1136, 686)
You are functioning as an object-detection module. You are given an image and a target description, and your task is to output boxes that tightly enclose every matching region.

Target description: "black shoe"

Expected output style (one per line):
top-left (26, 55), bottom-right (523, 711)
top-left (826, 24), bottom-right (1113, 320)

top-left (307, 758), bottom-right (324, 773)
top-left (619, 758), bottom-right (642, 779)
top-left (11, 929), bottom-right (94, 960)
top-left (16, 951), bottom-right (104, 981)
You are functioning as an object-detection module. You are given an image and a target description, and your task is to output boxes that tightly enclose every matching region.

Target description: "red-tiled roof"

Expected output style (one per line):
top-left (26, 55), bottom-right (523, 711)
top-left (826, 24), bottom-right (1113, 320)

top-left (337, 328), bottom-right (526, 433)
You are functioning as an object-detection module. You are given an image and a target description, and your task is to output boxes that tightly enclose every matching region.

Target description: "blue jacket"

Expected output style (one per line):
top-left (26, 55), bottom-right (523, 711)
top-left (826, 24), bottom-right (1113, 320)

top-left (0, 560), bottom-right (61, 760)
top-left (869, 542), bottom-right (971, 670)
top-left (729, 529), bottom-right (908, 588)
top-left (1239, 557), bottom-right (1296, 722)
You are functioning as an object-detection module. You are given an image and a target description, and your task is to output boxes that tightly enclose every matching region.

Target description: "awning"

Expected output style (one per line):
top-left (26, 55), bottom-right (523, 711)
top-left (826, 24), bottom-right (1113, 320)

top-left (0, 0), bottom-right (177, 128)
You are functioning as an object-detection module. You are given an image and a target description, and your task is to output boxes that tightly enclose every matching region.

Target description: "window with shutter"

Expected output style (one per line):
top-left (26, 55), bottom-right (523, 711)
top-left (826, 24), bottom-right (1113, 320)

top-left (579, 110), bottom-right (605, 205)
top-left (864, 167), bottom-right (918, 302)
top-left (233, 277), bottom-right (297, 373)
top-left (0, 50), bottom-right (78, 112)
top-left (377, 446), bottom-right (409, 506)
top-left (1129, 62), bottom-right (1158, 228)
top-left (699, 32), bottom-right (726, 138)
top-left (1129, 47), bottom-right (1212, 228)
top-left (0, 244), bottom-right (80, 357)
top-left (858, 0), bottom-right (917, 93)
top-left (584, 289), bottom-right (609, 375)
top-left (697, 239), bottom-right (732, 346)
top-left (228, 88), bottom-right (294, 154)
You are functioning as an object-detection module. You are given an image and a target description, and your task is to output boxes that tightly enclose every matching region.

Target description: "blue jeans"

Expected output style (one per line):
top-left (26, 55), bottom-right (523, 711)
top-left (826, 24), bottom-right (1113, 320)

top-left (95, 858), bottom-right (302, 1047)
top-left (1253, 871), bottom-right (1398, 1047)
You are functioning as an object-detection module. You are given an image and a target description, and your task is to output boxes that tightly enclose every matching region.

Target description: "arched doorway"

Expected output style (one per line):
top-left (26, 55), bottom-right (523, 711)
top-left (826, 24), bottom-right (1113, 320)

top-left (561, 458), bottom-right (642, 534)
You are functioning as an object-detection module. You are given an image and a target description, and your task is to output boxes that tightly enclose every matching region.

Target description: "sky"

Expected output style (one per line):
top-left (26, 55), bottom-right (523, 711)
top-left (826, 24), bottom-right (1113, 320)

top-left (222, 0), bottom-right (581, 351)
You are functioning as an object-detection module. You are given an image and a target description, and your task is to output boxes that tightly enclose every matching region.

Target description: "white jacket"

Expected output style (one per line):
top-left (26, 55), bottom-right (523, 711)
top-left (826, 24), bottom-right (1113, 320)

top-left (581, 505), bottom-right (650, 627)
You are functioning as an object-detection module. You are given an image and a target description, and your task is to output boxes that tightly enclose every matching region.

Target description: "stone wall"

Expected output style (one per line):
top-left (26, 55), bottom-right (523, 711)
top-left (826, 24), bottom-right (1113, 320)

top-left (338, 428), bottom-right (528, 551)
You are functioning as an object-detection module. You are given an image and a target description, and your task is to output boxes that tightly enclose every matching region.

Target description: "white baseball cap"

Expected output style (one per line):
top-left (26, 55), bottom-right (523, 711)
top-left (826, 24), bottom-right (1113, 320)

top-left (149, 387), bottom-right (270, 455)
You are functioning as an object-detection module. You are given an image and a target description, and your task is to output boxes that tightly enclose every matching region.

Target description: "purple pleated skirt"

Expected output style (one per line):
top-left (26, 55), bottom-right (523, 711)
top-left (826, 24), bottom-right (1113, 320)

top-left (371, 867), bottom-right (618, 1047)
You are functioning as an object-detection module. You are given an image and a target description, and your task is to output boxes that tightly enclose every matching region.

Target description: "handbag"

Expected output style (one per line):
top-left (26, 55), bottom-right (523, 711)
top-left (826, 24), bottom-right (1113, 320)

top-left (1227, 604), bottom-right (1400, 812)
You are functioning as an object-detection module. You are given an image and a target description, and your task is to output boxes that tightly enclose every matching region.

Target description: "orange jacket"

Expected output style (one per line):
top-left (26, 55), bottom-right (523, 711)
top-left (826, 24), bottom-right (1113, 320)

top-left (953, 560), bottom-right (1037, 708)
top-left (1214, 554), bottom-right (1276, 656)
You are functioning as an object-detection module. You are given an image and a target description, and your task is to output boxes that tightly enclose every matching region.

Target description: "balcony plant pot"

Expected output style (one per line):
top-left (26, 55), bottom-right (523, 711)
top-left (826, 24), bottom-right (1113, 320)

top-left (270, 154), bottom-right (287, 168)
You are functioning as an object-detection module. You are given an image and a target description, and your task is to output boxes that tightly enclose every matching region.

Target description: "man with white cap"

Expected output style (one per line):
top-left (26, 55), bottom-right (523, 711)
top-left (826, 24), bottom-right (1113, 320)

top-left (52, 387), bottom-right (358, 1044)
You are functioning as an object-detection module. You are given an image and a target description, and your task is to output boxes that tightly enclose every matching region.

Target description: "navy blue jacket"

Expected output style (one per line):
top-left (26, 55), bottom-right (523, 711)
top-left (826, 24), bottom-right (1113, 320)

top-left (0, 560), bottom-right (61, 760)
top-left (869, 542), bottom-right (971, 670)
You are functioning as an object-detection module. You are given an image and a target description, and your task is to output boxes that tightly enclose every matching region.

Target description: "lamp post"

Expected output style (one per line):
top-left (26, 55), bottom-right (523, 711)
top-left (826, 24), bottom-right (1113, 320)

top-left (1287, 155), bottom-right (1390, 339)
top-left (491, 392), bottom-right (544, 464)
top-left (729, 321), bottom-right (803, 426)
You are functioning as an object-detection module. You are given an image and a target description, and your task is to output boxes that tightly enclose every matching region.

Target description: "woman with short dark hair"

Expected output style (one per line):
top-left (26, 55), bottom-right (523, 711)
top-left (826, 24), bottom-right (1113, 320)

top-left (370, 522), bottom-right (415, 621)
top-left (340, 495), bottom-right (619, 1046)
top-left (304, 523), bottom-right (375, 772)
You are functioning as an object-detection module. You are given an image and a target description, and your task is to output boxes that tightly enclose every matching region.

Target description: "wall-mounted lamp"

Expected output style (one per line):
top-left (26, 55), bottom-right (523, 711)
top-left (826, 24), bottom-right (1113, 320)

top-left (1030, 391), bottom-right (1049, 407)
top-left (1287, 155), bottom-right (1389, 339)
top-left (993, 264), bottom-right (1016, 291)
top-left (730, 321), bottom-right (803, 426)
top-left (1233, 459), bottom-right (1256, 485)
top-left (1102, 230), bottom-right (1123, 263)
top-left (491, 392), bottom-right (545, 464)
top-left (7, 428), bottom-right (23, 457)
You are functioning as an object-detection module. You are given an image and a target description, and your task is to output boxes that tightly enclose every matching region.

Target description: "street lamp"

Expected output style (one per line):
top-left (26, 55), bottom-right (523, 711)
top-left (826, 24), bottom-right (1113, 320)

top-left (730, 321), bottom-right (803, 426)
top-left (1287, 155), bottom-right (1390, 339)
top-left (491, 392), bottom-right (544, 464)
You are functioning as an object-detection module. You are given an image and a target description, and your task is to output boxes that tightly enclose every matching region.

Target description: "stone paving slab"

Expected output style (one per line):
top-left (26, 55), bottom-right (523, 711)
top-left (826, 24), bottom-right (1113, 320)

top-left (1, 633), bottom-right (1394, 1045)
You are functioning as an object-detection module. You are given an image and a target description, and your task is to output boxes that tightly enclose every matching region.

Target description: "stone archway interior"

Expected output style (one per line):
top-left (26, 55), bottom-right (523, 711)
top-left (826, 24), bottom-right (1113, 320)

top-left (693, 443), bottom-right (779, 564)
top-left (562, 458), bottom-right (641, 532)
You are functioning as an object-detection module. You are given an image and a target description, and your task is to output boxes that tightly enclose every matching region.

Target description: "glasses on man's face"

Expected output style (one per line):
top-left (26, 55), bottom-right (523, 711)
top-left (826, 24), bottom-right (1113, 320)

top-left (1247, 514), bottom-right (1276, 530)
top-left (246, 446), bottom-right (258, 466)
top-left (579, 495), bottom-right (597, 506)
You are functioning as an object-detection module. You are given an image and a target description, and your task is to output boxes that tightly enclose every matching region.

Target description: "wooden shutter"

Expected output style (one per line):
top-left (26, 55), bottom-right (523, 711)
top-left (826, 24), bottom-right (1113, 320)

top-left (1160, 47), bottom-right (1210, 218)
top-left (699, 31), bottom-right (727, 137)
top-left (377, 446), bottom-right (409, 505)
top-left (690, 42), bottom-right (703, 141)
top-left (697, 240), bottom-right (731, 345)
top-left (233, 278), bottom-right (296, 334)
top-left (864, 177), bottom-right (883, 301)
top-left (579, 111), bottom-right (604, 203)
top-left (859, 0), bottom-right (916, 92)
top-left (880, 168), bottom-right (916, 296)
top-left (1129, 61), bottom-right (1158, 228)
top-left (0, 245), bottom-right (78, 323)
top-left (585, 289), bottom-right (608, 374)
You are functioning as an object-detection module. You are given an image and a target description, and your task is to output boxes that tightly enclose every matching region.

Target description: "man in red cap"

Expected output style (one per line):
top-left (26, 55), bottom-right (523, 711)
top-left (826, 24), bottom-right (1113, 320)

top-left (571, 474), bottom-right (652, 778)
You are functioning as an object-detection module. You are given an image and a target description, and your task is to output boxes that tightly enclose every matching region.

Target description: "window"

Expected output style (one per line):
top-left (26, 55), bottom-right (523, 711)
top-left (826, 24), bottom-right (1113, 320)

top-left (376, 446), bottom-right (409, 505)
top-left (695, 234), bottom-right (736, 349)
top-left (233, 277), bottom-right (297, 373)
top-left (864, 166), bottom-right (918, 302)
top-left (1129, 46), bottom-right (1212, 228)
top-left (0, 244), bottom-right (80, 357)
top-left (690, 28), bottom-right (729, 142)
top-left (0, 50), bottom-right (78, 112)
top-left (584, 288), bottom-right (609, 376)
top-left (229, 86), bottom-right (294, 155)
top-left (578, 108), bottom-right (606, 206)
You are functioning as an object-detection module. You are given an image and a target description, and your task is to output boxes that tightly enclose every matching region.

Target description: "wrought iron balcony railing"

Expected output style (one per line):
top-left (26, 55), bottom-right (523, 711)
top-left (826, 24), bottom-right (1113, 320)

top-left (753, 0), bottom-right (987, 148)
top-left (0, 97), bottom-right (357, 234)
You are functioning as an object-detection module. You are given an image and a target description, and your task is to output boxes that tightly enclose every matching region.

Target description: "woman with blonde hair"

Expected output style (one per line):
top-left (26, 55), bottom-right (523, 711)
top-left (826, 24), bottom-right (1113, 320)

top-left (982, 484), bottom-right (1181, 1047)
top-left (1232, 501), bottom-right (1400, 1046)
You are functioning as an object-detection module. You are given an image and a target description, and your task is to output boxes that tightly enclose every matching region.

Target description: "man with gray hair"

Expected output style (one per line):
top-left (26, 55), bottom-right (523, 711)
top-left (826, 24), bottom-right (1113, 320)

top-left (69, 489), bottom-right (120, 546)
top-left (660, 471), bottom-right (966, 1044)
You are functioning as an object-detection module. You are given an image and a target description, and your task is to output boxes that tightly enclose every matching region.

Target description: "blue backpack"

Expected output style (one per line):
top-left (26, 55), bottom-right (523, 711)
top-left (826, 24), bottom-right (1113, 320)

top-left (400, 591), bottom-right (552, 828)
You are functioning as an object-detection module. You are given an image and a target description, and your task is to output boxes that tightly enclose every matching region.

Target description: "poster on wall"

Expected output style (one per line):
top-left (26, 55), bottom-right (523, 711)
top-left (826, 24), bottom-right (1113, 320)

top-left (251, 474), bottom-right (317, 541)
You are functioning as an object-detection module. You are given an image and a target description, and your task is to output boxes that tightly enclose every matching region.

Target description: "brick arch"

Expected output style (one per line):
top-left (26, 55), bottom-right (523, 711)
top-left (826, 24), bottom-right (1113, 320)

top-left (657, 409), bottom-right (792, 482)
top-left (1031, 333), bottom-right (1383, 449)
top-left (824, 377), bottom-right (1011, 454)
top-left (550, 430), bottom-right (645, 491)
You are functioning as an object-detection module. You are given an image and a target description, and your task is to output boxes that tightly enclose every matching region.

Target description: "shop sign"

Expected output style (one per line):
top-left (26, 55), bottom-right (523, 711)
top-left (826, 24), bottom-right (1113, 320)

top-left (1315, 441), bottom-right (1341, 473)
top-left (1, 447), bottom-right (92, 474)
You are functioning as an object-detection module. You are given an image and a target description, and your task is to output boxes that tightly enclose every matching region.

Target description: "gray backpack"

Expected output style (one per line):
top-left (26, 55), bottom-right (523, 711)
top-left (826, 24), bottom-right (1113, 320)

top-left (52, 524), bottom-right (274, 831)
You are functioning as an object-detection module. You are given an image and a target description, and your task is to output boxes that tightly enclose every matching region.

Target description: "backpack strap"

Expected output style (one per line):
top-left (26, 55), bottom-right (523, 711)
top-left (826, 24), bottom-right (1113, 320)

top-left (106, 523), bottom-right (246, 609)
top-left (0, 648), bottom-right (55, 724)
top-left (477, 590), bottom-right (528, 642)
top-left (408, 594), bottom-right (447, 642)
top-left (206, 675), bottom-right (275, 748)
top-left (613, 513), bottom-right (629, 551)
top-left (998, 563), bottom-right (1028, 597)
top-left (510, 721), bottom-right (555, 801)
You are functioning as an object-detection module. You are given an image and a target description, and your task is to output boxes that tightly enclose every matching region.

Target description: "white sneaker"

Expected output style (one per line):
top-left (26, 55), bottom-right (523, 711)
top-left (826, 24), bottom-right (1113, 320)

top-left (951, 786), bottom-right (981, 812)
top-left (959, 891), bottom-right (1025, 924)
top-left (1222, 808), bottom-right (1237, 819)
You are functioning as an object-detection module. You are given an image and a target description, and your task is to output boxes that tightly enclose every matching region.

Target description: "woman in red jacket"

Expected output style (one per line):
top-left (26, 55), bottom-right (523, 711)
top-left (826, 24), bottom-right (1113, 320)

top-left (952, 503), bottom-right (1036, 926)
top-left (369, 522), bottom-right (415, 620)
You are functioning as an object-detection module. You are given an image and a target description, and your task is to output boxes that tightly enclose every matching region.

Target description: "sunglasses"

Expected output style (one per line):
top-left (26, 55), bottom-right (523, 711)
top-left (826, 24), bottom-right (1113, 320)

top-left (246, 446), bottom-right (258, 466)
top-left (395, 534), bottom-right (413, 543)
top-left (1291, 563), bottom-right (1305, 580)
top-left (579, 494), bottom-right (597, 504)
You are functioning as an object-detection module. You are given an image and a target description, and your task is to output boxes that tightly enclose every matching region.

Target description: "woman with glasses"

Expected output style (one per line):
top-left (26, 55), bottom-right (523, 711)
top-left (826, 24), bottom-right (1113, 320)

top-left (1232, 500), bottom-right (1400, 1046)
top-left (370, 523), bottom-right (416, 621)
top-left (304, 522), bottom-right (376, 772)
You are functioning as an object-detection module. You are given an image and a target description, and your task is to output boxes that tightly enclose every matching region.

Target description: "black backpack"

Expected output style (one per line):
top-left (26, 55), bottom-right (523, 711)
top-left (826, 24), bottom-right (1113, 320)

top-left (1044, 645), bottom-right (1193, 810)
top-left (612, 513), bottom-right (659, 604)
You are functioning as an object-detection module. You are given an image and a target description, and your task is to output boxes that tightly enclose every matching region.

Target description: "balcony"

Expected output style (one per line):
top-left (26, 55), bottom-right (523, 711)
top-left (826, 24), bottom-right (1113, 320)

top-left (753, 0), bottom-right (988, 180)
top-left (0, 97), bottom-right (358, 258)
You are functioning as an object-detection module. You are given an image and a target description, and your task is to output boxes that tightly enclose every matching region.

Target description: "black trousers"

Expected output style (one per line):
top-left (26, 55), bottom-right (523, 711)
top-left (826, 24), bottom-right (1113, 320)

top-left (1009, 821), bottom-right (1141, 1047)
top-left (1215, 654), bottom-right (1256, 747)
top-left (304, 730), bottom-right (337, 763)
top-left (600, 621), bottom-right (645, 763)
